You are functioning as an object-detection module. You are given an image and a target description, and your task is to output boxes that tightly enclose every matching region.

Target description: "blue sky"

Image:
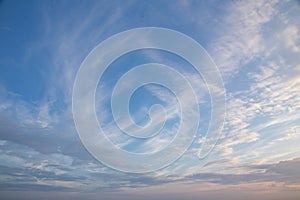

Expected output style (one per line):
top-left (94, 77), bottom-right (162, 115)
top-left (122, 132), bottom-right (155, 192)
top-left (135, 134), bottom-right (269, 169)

top-left (0, 0), bottom-right (300, 199)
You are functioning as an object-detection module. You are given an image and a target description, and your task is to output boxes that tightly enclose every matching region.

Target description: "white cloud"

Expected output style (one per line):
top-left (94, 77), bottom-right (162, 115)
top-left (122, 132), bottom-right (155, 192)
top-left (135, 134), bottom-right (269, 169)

top-left (282, 26), bottom-right (300, 52)
top-left (210, 0), bottom-right (278, 77)
top-left (0, 85), bottom-right (58, 129)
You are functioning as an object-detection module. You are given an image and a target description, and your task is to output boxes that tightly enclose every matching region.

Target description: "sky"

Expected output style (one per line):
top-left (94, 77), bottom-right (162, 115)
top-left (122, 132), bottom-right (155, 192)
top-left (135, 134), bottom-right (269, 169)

top-left (0, 0), bottom-right (300, 199)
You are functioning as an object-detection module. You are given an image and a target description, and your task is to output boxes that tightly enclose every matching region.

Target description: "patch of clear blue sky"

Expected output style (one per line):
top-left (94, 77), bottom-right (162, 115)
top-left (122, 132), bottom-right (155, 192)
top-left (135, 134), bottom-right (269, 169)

top-left (0, 0), bottom-right (225, 102)
top-left (0, 1), bottom-right (47, 102)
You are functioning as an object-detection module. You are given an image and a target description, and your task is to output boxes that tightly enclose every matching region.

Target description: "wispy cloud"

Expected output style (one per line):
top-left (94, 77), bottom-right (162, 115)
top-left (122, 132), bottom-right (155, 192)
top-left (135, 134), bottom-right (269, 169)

top-left (210, 0), bottom-right (278, 77)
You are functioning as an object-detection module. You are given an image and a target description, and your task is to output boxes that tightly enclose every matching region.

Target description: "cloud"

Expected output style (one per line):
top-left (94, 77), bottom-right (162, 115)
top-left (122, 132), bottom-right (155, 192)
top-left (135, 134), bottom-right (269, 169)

top-left (266, 157), bottom-right (300, 183)
top-left (182, 157), bottom-right (300, 186)
top-left (2, 133), bottom-right (299, 192)
top-left (210, 0), bottom-right (279, 77)
top-left (281, 25), bottom-right (300, 52)
top-left (0, 139), bottom-right (170, 192)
